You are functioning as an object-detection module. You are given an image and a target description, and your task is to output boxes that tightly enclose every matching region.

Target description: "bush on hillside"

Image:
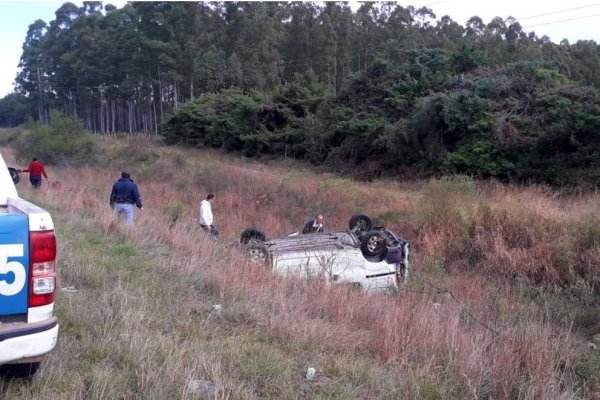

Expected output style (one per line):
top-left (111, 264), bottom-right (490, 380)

top-left (0, 126), bottom-right (22, 146)
top-left (160, 57), bottom-right (600, 187)
top-left (162, 73), bottom-right (337, 160)
top-left (14, 110), bottom-right (100, 166)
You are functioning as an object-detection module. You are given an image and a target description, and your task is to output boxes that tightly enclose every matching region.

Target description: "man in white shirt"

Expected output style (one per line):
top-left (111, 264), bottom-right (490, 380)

top-left (199, 193), bottom-right (219, 239)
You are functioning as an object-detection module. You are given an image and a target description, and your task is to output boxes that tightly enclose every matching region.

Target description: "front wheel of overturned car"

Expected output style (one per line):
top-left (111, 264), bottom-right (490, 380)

top-left (360, 231), bottom-right (388, 260)
top-left (240, 228), bottom-right (267, 244)
top-left (244, 243), bottom-right (270, 266)
top-left (349, 213), bottom-right (373, 234)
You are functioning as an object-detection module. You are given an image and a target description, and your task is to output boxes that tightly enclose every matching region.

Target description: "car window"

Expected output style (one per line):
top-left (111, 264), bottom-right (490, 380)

top-left (335, 232), bottom-right (358, 246)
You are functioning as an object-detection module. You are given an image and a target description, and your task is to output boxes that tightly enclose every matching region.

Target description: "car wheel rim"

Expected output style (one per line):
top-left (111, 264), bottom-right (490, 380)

top-left (248, 248), bottom-right (266, 263)
top-left (357, 219), bottom-right (367, 231)
top-left (367, 236), bottom-right (382, 252)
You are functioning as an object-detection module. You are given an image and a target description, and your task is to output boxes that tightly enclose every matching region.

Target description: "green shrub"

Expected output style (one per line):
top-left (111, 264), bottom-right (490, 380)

top-left (0, 127), bottom-right (21, 146)
top-left (161, 89), bottom-right (264, 153)
top-left (418, 175), bottom-right (478, 223)
top-left (163, 202), bottom-right (186, 227)
top-left (14, 110), bottom-right (100, 166)
top-left (576, 335), bottom-right (600, 392)
top-left (109, 143), bottom-right (161, 169)
top-left (418, 376), bottom-right (442, 400)
top-left (172, 154), bottom-right (186, 168)
top-left (574, 214), bottom-right (600, 250)
top-left (376, 210), bottom-right (404, 225)
top-left (448, 138), bottom-right (515, 179)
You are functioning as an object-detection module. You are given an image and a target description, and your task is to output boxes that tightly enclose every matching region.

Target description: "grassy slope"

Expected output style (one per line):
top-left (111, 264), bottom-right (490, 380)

top-left (1, 138), bottom-right (598, 399)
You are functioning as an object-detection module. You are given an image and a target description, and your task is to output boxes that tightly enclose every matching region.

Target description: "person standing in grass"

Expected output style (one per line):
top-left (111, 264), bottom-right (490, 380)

top-left (199, 193), bottom-right (219, 239)
top-left (20, 157), bottom-right (48, 189)
top-left (110, 171), bottom-right (143, 224)
top-left (302, 213), bottom-right (325, 234)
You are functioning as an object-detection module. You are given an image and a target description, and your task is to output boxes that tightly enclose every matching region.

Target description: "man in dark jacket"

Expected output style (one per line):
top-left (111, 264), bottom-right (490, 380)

top-left (302, 214), bottom-right (324, 234)
top-left (110, 171), bottom-right (143, 224)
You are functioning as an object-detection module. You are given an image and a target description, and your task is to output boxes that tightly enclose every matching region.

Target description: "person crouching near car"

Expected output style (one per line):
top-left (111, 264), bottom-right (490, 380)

top-left (302, 214), bottom-right (324, 234)
top-left (109, 171), bottom-right (143, 224)
top-left (200, 193), bottom-right (219, 239)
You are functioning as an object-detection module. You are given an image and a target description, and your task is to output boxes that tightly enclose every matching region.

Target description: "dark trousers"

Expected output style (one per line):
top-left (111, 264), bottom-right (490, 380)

top-left (201, 224), bottom-right (219, 239)
top-left (30, 176), bottom-right (42, 188)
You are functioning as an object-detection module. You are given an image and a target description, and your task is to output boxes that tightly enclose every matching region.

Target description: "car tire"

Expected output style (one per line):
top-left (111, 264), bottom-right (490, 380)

top-left (243, 243), bottom-right (270, 266)
top-left (8, 167), bottom-right (19, 184)
top-left (0, 362), bottom-right (40, 379)
top-left (240, 228), bottom-right (267, 244)
top-left (360, 231), bottom-right (388, 260)
top-left (348, 213), bottom-right (373, 233)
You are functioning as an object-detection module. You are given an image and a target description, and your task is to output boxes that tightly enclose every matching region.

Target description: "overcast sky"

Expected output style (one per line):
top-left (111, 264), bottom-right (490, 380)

top-left (1, 1), bottom-right (599, 98)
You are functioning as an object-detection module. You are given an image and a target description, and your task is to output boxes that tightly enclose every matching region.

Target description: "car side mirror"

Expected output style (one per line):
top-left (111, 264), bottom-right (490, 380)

top-left (8, 167), bottom-right (19, 184)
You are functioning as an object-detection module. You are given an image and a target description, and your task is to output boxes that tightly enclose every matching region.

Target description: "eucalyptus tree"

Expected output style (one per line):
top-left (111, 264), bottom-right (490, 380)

top-left (220, 2), bottom-right (285, 91)
top-left (192, 3), bottom-right (229, 93)
top-left (435, 16), bottom-right (464, 52)
top-left (0, 93), bottom-right (29, 127)
top-left (565, 40), bottom-right (600, 87)
top-left (41, 2), bottom-right (82, 119)
top-left (353, 3), bottom-right (380, 72)
top-left (61, 1), bottom-right (107, 130)
top-left (464, 16), bottom-right (485, 39)
top-left (481, 17), bottom-right (508, 65)
top-left (280, 2), bottom-right (321, 82)
top-left (15, 19), bottom-right (48, 121)
top-left (320, 2), bottom-right (355, 95)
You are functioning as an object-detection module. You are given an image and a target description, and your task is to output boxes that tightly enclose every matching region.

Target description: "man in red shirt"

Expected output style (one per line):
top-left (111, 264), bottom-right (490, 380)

top-left (21, 157), bottom-right (48, 188)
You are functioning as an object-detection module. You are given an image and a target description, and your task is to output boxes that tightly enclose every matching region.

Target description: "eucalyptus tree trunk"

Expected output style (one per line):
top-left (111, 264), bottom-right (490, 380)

top-left (151, 86), bottom-right (158, 135)
top-left (128, 101), bottom-right (133, 133)
top-left (111, 100), bottom-right (116, 133)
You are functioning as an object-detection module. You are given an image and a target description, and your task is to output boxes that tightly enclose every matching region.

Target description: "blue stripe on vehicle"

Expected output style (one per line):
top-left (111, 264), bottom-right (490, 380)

top-left (0, 214), bottom-right (29, 315)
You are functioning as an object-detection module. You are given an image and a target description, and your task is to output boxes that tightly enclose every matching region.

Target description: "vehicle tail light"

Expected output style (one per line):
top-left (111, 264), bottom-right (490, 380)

top-left (29, 231), bottom-right (56, 307)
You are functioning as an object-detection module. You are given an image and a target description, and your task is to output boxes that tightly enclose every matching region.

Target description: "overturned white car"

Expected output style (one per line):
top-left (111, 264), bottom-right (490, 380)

top-left (240, 214), bottom-right (409, 293)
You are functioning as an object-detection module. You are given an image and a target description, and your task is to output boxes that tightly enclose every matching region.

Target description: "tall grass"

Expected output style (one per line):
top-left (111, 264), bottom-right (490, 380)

top-left (0, 139), bottom-right (597, 398)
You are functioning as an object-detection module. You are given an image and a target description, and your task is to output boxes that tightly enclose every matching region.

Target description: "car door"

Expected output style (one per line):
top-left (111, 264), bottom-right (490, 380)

top-left (274, 245), bottom-right (338, 280)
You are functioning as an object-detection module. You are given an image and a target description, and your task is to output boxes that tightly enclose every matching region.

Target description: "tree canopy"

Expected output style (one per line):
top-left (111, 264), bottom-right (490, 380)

top-left (3, 1), bottom-right (600, 185)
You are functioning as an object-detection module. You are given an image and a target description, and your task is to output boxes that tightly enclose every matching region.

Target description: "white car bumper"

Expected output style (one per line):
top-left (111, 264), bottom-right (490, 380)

top-left (0, 318), bottom-right (58, 364)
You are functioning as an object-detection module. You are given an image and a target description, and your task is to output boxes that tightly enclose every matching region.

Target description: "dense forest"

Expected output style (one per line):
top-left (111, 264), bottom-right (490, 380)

top-left (2, 1), bottom-right (600, 185)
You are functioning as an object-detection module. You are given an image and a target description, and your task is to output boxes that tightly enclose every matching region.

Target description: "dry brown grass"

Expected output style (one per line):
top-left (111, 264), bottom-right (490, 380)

top-left (1, 139), bottom-right (596, 399)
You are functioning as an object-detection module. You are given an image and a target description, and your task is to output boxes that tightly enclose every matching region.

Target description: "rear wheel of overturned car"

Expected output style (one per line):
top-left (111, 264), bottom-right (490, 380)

top-left (348, 213), bottom-right (373, 233)
top-left (244, 243), bottom-right (270, 266)
top-left (240, 228), bottom-right (267, 244)
top-left (360, 231), bottom-right (388, 260)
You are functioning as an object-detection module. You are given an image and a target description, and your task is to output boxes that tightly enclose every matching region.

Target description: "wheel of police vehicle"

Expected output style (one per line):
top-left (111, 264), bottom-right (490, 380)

top-left (0, 362), bottom-right (40, 379)
top-left (8, 167), bottom-right (19, 184)
top-left (348, 213), bottom-right (373, 234)
top-left (244, 243), bottom-right (270, 266)
top-left (360, 231), bottom-right (388, 259)
top-left (240, 228), bottom-right (267, 244)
